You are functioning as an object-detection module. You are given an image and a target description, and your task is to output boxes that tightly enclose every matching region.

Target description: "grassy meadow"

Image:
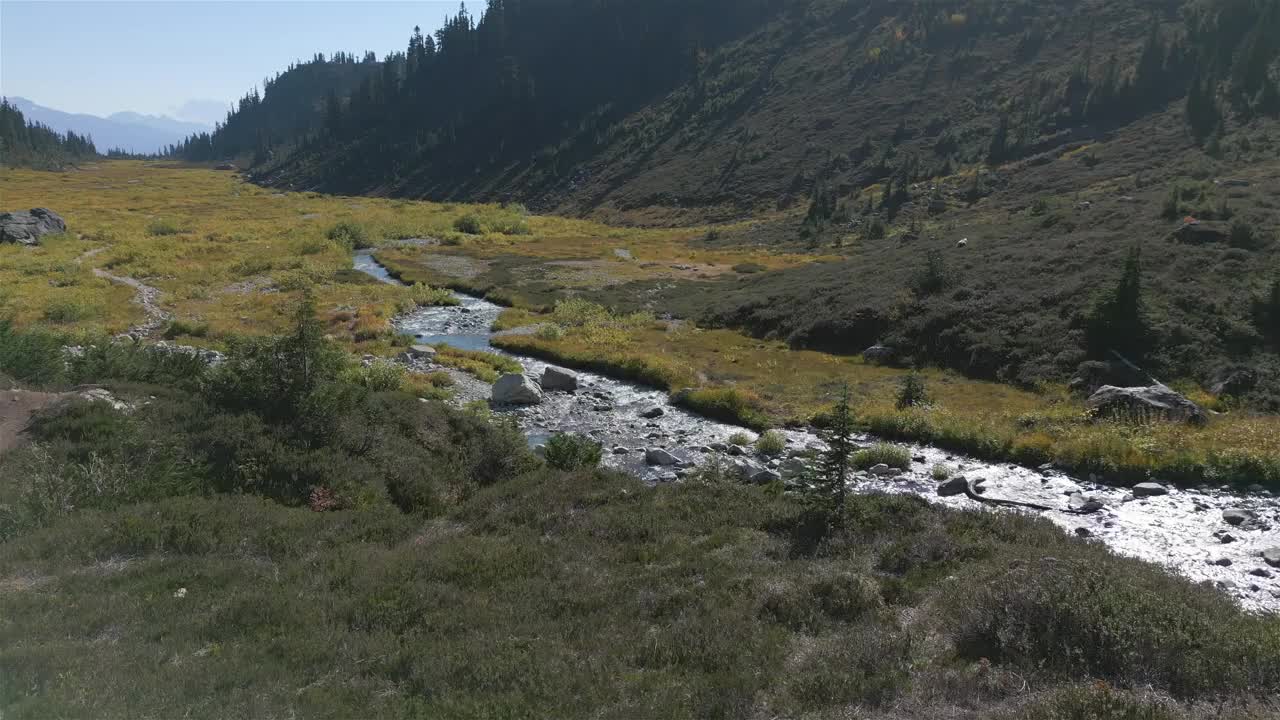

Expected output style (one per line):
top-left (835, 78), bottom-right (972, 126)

top-left (485, 303), bottom-right (1280, 490)
top-left (4, 160), bottom-right (1279, 489)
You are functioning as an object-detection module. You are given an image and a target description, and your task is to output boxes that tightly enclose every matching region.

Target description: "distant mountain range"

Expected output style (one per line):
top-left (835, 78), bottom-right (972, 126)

top-left (5, 97), bottom-right (214, 154)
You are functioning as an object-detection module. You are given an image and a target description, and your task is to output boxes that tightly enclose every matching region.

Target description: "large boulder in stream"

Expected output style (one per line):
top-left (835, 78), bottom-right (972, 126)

top-left (1132, 482), bottom-right (1169, 498)
top-left (491, 374), bottom-right (544, 405)
top-left (0, 208), bottom-right (67, 245)
top-left (1263, 547), bottom-right (1280, 568)
top-left (540, 367), bottom-right (579, 392)
top-left (937, 476), bottom-right (969, 497)
top-left (1086, 385), bottom-right (1207, 425)
top-left (645, 448), bottom-right (679, 466)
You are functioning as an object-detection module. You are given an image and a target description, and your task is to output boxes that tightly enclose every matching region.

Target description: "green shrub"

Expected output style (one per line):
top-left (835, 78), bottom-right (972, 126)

top-left (453, 214), bottom-right (485, 235)
top-left (941, 554), bottom-right (1280, 697)
top-left (66, 340), bottom-right (209, 389)
top-left (42, 299), bottom-right (92, 324)
top-left (853, 443), bottom-right (911, 470)
top-left (930, 463), bottom-right (952, 481)
top-left (409, 282), bottom-right (458, 307)
top-left (162, 318), bottom-right (210, 339)
top-left (1229, 219), bottom-right (1264, 249)
top-left (728, 431), bottom-right (754, 447)
top-left (0, 320), bottom-right (65, 385)
top-left (342, 360), bottom-right (406, 393)
top-left (680, 387), bottom-right (770, 428)
top-left (326, 221), bottom-right (372, 250)
top-left (543, 433), bottom-right (603, 471)
top-left (146, 218), bottom-right (186, 236)
top-left (896, 371), bottom-right (929, 409)
top-left (756, 430), bottom-right (787, 456)
top-left (994, 685), bottom-right (1182, 720)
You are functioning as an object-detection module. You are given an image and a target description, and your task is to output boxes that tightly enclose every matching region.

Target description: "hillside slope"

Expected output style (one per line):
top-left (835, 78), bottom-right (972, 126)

top-left (177, 0), bottom-right (1280, 405)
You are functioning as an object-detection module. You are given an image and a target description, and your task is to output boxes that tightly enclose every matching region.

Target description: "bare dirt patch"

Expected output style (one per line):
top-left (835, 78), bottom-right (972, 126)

top-left (0, 388), bottom-right (62, 455)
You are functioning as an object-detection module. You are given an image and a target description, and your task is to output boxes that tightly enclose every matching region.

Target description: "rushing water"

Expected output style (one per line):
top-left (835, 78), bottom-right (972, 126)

top-left (355, 252), bottom-right (1280, 612)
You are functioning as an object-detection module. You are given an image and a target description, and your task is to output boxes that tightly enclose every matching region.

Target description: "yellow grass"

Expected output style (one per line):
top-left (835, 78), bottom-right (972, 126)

top-left (494, 302), bottom-right (1280, 487)
top-left (4, 161), bottom-right (1277, 486)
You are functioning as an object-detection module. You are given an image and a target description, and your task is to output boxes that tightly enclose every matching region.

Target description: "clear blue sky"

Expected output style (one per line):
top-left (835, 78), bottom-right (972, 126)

top-left (0, 1), bottom-right (457, 123)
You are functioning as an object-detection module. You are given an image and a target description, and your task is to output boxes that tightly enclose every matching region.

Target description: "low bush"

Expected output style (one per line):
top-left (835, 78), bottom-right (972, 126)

top-left (756, 429), bottom-right (787, 455)
top-left (728, 431), bottom-right (754, 446)
top-left (0, 320), bottom-right (64, 385)
top-left (162, 318), bottom-right (210, 339)
top-left (896, 371), bottom-right (929, 408)
top-left (145, 218), bottom-right (186, 236)
top-left (679, 387), bottom-right (770, 428)
top-left (454, 213), bottom-right (484, 235)
top-left (326, 221), bottom-right (372, 250)
top-left (853, 442), bottom-right (911, 470)
top-left (543, 433), bottom-right (603, 471)
top-left (42, 299), bottom-right (93, 324)
top-left (432, 345), bottom-right (522, 383)
top-left (941, 554), bottom-right (1280, 697)
top-left (409, 282), bottom-right (458, 307)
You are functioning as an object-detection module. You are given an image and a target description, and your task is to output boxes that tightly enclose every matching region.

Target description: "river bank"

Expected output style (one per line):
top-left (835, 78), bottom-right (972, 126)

top-left (355, 252), bottom-right (1280, 612)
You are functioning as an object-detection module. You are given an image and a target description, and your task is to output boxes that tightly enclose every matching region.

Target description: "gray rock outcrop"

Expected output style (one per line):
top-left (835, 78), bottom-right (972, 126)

top-left (0, 208), bottom-right (67, 245)
top-left (863, 345), bottom-right (897, 365)
top-left (1132, 482), bottom-right (1169, 498)
top-left (1086, 385), bottom-right (1207, 424)
top-left (645, 448), bottom-right (679, 466)
top-left (491, 374), bottom-right (544, 405)
top-left (1222, 508), bottom-right (1256, 527)
top-left (937, 476), bottom-right (969, 497)
top-left (540, 366), bottom-right (578, 392)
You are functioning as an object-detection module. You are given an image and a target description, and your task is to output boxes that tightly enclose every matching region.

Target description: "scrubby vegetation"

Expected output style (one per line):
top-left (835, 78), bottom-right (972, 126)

top-left (542, 433), bottom-right (603, 471)
top-left (2, 314), bottom-right (1277, 716)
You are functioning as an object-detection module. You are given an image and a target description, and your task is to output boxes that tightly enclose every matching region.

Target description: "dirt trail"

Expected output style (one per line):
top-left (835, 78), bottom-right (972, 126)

top-left (92, 268), bottom-right (170, 339)
top-left (0, 389), bottom-right (61, 455)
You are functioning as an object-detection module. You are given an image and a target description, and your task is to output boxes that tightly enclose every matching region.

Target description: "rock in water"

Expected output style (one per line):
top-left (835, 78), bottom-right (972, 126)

top-left (640, 406), bottom-right (665, 419)
top-left (1132, 482), bottom-right (1169, 498)
top-left (937, 476), bottom-right (968, 497)
top-left (870, 463), bottom-right (896, 476)
top-left (645, 448), bottom-right (679, 466)
top-left (1264, 548), bottom-right (1280, 568)
top-left (540, 366), bottom-right (578, 392)
top-left (1068, 493), bottom-right (1105, 513)
top-left (1086, 385), bottom-right (1207, 424)
top-left (491, 374), bottom-right (544, 405)
top-left (0, 208), bottom-right (67, 245)
top-left (1222, 508), bottom-right (1255, 527)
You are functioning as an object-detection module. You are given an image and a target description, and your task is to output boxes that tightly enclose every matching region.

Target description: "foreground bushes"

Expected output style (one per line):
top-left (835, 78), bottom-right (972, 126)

top-left (2, 474), bottom-right (1276, 718)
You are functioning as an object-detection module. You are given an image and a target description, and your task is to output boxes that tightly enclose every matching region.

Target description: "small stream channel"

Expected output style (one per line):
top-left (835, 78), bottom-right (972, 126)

top-left (355, 252), bottom-right (1280, 612)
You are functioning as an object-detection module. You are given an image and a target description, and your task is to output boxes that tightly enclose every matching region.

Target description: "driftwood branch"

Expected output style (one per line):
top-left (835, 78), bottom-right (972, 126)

top-left (962, 478), bottom-right (1096, 515)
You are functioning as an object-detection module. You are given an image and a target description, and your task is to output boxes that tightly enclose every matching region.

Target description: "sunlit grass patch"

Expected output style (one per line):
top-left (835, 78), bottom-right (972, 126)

top-left (432, 345), bottom-right (523, 383)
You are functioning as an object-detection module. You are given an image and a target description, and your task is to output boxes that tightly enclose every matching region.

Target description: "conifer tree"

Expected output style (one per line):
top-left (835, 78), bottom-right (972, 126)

top-left (1085, 246), bottom-right (1152, 361)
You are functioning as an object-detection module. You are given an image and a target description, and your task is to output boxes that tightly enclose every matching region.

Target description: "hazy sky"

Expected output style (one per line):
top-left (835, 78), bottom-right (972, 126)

top-left (0, 1), bottom-right (456, 123)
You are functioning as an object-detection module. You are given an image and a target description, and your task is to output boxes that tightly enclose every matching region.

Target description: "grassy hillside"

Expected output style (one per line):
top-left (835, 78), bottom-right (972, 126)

top-left (182, 0), bottom-right (1280, 407)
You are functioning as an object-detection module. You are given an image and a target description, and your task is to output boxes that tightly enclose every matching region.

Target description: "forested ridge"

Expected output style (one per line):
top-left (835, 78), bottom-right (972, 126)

top-left (171, 0), bottom-right (1279, 210)
top-left (0, 100), bottom-right (97, 169)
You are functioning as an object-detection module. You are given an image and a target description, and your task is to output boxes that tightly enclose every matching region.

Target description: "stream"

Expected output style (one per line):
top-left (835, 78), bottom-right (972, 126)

top-left (356, 252), bottom-right (1280, 612)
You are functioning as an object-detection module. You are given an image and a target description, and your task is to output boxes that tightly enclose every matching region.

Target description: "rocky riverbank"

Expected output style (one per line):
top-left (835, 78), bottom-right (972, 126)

top-left (355, 252), bottom-right (1280, 612)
